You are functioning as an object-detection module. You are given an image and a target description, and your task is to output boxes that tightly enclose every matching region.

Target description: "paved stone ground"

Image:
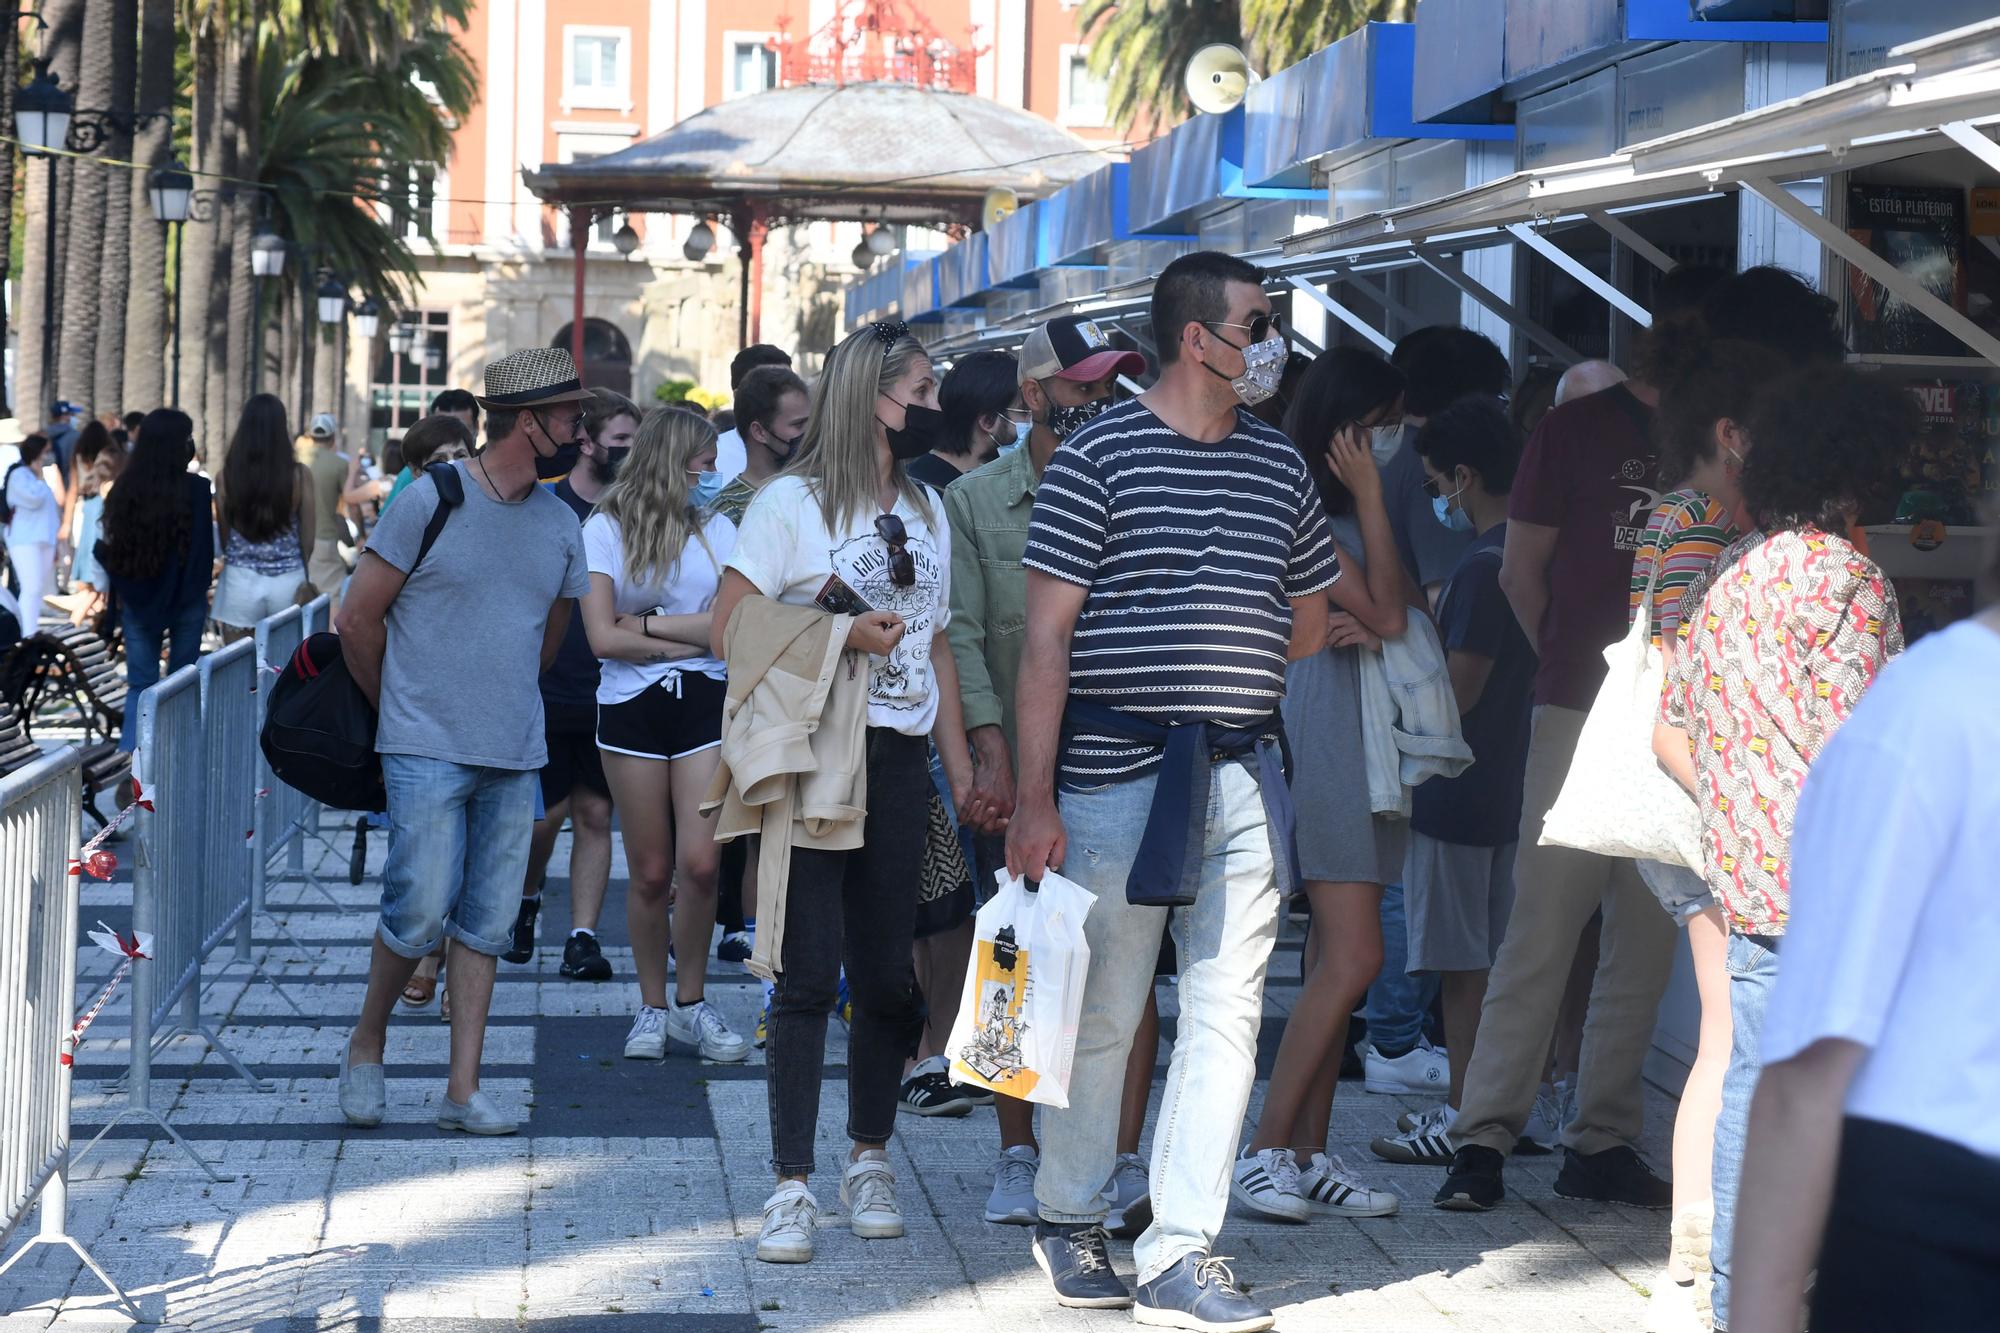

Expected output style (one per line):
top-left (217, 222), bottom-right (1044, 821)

top-left (3, 813), bottom-right (1677, 1331)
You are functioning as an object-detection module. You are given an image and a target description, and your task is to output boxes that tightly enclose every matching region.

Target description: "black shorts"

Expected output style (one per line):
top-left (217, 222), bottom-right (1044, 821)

top-left (540, 702), bottom-right (608, 807)
top-left (596, 671), bottom-right (726, 762)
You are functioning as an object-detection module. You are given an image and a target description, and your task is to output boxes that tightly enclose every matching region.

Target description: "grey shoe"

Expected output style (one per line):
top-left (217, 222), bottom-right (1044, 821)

top-left (437, 1089), bottom-right (518, 1135)
top-left (337, 1041), bottom-right (385, 1128)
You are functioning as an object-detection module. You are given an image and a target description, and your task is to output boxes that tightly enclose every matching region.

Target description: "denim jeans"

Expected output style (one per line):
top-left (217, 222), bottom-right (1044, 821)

top-left (378, 754), bottom-right (537, 958)
top-left (1035, 760), bottom-right (1280, 1283)
top-left (120, 599), bottom-right (208, 751)
top-left (766, 729), bottom-right (930, 1177)
top-left (1709, 932), bottom-right (1779, 1332)
top-left (1362, 882), bottom-right (1439, 1051)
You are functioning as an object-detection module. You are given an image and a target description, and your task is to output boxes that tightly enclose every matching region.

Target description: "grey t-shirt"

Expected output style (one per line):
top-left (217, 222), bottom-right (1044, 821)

top-left (368, 461), bottom-right (589, 770)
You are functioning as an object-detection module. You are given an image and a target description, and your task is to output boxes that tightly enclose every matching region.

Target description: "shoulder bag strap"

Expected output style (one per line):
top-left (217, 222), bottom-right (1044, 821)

top-left (411, 463), bottom-right (466, 576)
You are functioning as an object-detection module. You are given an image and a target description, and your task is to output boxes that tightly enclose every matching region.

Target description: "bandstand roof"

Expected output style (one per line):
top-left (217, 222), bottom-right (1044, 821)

top-left (522, 81), bottom-right (1112, 225)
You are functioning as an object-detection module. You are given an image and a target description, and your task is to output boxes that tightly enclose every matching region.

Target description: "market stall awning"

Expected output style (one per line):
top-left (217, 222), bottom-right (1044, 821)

top-left (521, 81), bottom-right (1110, 226)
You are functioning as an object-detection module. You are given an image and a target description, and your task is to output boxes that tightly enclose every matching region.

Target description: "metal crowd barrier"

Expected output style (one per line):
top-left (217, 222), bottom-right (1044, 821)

top-left (73, 662), bottom-right (246, 1184)
top-left (0, 747), bottom-right (133, 1314)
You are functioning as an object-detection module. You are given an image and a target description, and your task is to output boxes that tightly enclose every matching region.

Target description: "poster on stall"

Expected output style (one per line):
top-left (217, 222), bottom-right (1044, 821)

top-left (1847, 183), bottom-right (1966, 357)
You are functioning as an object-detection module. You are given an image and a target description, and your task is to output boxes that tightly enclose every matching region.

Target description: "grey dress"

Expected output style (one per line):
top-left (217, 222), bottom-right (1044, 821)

top-left (1281, 514), bottom-right (1406, 885)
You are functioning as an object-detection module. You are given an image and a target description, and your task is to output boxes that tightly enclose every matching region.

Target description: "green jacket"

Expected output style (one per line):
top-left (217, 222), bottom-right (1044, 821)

top-left (943, 446), bottom-right (1037, 750)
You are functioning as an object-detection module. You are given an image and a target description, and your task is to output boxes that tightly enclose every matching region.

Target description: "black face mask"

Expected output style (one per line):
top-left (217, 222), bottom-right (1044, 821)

top-left (882, 400), bottom-right (947, 462)
top-left (594, 447), bottom-right (630, 483)
top-left (756, 424), bottom-right (802, 462)
top-left (529, 412), bottom-right (583, 479)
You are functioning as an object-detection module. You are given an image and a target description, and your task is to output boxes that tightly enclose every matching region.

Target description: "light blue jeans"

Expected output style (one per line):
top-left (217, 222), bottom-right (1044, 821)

top-left (1363, 883), bottom-right (1439, 1052)
top-left (1035, 761), bottom-right (1280, 1283)
top-left (378, 754), bottom-right (537, 959)
top-left (1709, 931), bottom-right (1780, 1332)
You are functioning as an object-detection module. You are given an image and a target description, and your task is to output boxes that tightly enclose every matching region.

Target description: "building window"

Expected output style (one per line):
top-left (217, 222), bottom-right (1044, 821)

top-left (1060, 46), bottom-right (1109, 127)
top-left (564, 27), bottom-right (630, 111)
top-left (725, 32), bottom-right (779, 99)
top-left (368, 310), bottom-right (454, 453)
top-left (385, 164), bottom-right (443, 242)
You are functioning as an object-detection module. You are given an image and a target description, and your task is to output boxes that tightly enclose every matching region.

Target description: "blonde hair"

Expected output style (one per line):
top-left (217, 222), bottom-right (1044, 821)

top-left (784, 324), bottom-right (935, 531)
top-left (594, 407), bottom-right (718, 587)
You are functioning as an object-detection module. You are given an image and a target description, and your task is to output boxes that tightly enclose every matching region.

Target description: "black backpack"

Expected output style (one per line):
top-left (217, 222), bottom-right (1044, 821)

top-left (0, 460), bottom-right (25, 526)
top-left (260, 464), bottom-right (465, 811)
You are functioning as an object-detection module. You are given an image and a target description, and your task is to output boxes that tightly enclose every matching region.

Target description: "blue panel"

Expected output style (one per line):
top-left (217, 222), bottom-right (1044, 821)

top-left (1503, 0), bottom-right (1623, 86)
top-left (1517, 66), bottom-right (1618, 169)
top-left (902, 255), bottom-right (942, 321)
top-left (1130, 112), bottom-right (1225, 233)
top-left (1630, 0), bottom-right (1826, 43)
top-left (1296, 27), bottom-right (1374, 164)
top-left (938, 233), bottom-right (990, 308)
top-left (1832, 0), bottom-right (1992, 79)
top-left (1302, 23), bottom-right (1512, 172)
top-left (1243, 51), bottom-right (1321, 188)
top-left (1052, 163), bottom-right (1126, 263)
top-left (988, 201), bottom-right (1043, 287)
top-left (1620, 42), bottom-right (1748, 148)
top-left (1413, 0), bottom-right (1510, 124)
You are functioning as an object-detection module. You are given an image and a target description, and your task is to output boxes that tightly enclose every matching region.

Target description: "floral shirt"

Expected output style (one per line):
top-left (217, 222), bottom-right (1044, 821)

top-left (1663, 526), bottom-right (1903, 936)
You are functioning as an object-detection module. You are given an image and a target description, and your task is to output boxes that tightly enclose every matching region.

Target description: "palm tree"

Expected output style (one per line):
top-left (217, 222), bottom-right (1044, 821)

top-left (1080, 0), bottom-right (1404, 139)
top-left (19, 0), bottom-right (88, 421)
top-left (122, 0), bottom-right (178, 413)
top-left (56, 0), bottom-right (122, 415)
top-left (91, 0), bottom-right (141, 416)
top-left (1078, 0), bottom-right (1242, 139)
top-left (1, 16), bottom-right (18, 416)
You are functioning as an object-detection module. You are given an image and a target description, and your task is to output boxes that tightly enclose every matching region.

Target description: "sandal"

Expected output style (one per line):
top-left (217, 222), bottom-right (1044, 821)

top-left (439, 979), bottom-right (452, 1023)
top-left (401, 973), bottom-right (437, 1008)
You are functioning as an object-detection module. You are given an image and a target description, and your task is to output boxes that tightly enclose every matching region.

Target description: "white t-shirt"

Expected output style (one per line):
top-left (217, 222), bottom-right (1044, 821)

top-left (4, 462), bottom-right (59, 547)
top-left (726, 474), bottom-right (951, 736)
top-left (714, 428), bottom-right (747, 486)
top-left (582, 509), bottom-right (735, 704)
top-left (1763, 618), bottom-right (2000, 1158)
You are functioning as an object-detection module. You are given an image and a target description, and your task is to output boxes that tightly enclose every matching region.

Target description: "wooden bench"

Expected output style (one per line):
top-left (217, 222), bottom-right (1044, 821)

top-left (0, 698), bottom-right (128, 829)
top-left (9, 626), bottom-right (128, 747)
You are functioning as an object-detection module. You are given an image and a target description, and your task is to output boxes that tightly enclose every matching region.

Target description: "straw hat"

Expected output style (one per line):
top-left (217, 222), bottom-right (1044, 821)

top-left (476, 347), bottom-right (594, 409)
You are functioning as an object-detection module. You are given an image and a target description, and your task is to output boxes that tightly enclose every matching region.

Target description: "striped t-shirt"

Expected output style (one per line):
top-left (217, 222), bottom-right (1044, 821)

top-left (1630, 489), bottom-right (1739, 646)
top-left (1022, 399), bottom-right (1341, 784)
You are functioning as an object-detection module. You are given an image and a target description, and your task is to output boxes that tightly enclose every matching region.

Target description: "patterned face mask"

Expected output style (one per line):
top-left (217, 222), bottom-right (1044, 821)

top-left (1044, 394), bottom-right (1111, 442)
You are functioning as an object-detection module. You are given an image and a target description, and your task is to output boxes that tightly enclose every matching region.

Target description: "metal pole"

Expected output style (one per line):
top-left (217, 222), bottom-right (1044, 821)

top-left (571, 207), bottom-right (589, 386)
top-left (749, 212), bottom-right (768, 347)
top-left (41, 153), bottom-right (58, 407)
top-left (250, 277), bottom-right (263, 394)
top-left (170, 220), bottom-right (183, 408)
top-left (736, 211), bottom-right (752, 350)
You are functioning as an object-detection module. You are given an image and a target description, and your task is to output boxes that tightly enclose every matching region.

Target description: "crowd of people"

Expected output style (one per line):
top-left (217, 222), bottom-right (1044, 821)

top-left (8, 246), bottom-right (1994, 1333)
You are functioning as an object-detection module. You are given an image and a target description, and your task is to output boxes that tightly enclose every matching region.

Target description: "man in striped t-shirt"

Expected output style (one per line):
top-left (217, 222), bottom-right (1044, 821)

top-left (1007, 252), bottom-right (1338, 1331)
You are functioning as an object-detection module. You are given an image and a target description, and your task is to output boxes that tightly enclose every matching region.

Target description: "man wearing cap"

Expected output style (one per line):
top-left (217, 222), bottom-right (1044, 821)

top-left (334, 348), bottom-right (593, 1137)
top-left (44, 401), bottom-right (80, 485)
top-left (943, 315), bottom-right (1155, 1227)
top-left (306, 413), bottom-right (355, 609)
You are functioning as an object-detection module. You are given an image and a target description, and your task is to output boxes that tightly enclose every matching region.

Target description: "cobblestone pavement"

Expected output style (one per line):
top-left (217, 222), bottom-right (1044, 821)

top-left (3, 816), bottom-right (1677, 1331)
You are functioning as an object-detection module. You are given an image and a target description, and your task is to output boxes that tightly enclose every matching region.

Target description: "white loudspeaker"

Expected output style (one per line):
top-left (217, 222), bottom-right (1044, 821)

top-left (1185, 44), bottom-right (1257, 116)
top-left (982, 187), bottom-right (1019, 231)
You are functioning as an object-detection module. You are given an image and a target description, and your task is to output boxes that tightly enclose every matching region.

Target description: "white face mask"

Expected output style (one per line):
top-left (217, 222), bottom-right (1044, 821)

top-left (1368, 421), bottom-right (1406, 463)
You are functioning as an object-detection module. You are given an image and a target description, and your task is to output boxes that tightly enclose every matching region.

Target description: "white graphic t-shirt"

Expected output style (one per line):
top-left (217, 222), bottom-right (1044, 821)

top-left (726, 474), bottom-right (951, 736)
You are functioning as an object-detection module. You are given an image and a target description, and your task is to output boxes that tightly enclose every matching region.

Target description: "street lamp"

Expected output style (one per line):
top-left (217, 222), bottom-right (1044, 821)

top-left (354, 299), bottom-right (381, 340)
top-left (148, 159), bottom-right (199, 408)
top-left (420, 338), bottom-right (444, 373)
top-left (612, 221), bottom-right (641, 256)
top-left (388, 322), bottom-right (415, 357)
top-left (851, 238), bottom-right (873, 270)
top-left (17, 61), bottom-right (72, 417)
top-left (250, 224), bottom-right (286, 278)
top-left (316, 276), bottom-right (347, 325)
top-left (865, 225), bottom-right (897, 256)
top-left (683, 218), bottom-right (716, 262)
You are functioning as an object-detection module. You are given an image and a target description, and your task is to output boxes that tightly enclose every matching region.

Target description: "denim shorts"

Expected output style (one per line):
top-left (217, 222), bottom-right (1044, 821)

top-left (1636, 858), bottom-right (1715, 926)
top-left (378, 753), bottom-right (537, 958)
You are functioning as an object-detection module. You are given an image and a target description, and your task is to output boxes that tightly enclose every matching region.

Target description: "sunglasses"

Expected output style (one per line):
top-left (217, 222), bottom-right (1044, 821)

top-left (1204, 311), bottom-right (1287, 345)
top-left (875, 514), bottom-right (916, 587)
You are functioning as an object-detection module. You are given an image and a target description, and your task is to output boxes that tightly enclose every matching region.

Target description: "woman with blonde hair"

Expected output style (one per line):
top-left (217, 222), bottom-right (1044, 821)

top-left (709, 320), bottom-right (976, 1265)
top-left (579, 406), bottom-right (748, 1066)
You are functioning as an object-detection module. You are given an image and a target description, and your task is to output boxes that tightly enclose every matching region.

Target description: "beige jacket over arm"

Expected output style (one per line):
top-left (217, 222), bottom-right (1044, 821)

top-left (700, 594), bottom-right (869, 980)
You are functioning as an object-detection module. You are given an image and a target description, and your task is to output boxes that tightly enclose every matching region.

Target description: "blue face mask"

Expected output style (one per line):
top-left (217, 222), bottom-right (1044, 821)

top-left (688, 468), bottom-right (727, 509)
top-left (1432, 477), bottom-right (1475, 533)
top-left (997, 416), bottom-right (1031, 456)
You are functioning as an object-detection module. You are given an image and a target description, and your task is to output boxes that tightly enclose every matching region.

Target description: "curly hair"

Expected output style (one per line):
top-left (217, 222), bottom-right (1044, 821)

top-left (1740, 366), bottom-right (1916, 534)
top-left (1700, 265), bottom-right (1844, 367)
top-left (97, 409), bottom-right (196, 582)
top-left (1651, 336), bottom-right (1789, 485)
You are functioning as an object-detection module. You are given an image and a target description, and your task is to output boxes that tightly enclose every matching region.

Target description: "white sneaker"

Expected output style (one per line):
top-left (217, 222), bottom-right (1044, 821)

top-left (1372, 1104), bottom-right (1456, 1165)
top-left (1229, 1148), bottom-right (1309, 1223)
top-left (624, 1005), bottom-right (667, 1060)
top-left (1643, 1269), bottom-right (1704, 1333)
top-left (1520, 1079), bottom-right (1574, 1155)
top-left (1104, 1151), bottom-right (1152, 1238)
top-left (666, 998), bottom-right (750, 1063)
top-left (1396, 1102), bottom-right (1450, 1134)
top-left (1297, 1151), bottom-right (1400, 1217)
top-left (757, 1181), bottom-right (818, 1264)
top-left (985, 1145), bottom-right (1040, 1225)
top-left (841, 1150), bottom-right (905, 1239)
top-left (1363, 1038), bottom-right (1450, 1095)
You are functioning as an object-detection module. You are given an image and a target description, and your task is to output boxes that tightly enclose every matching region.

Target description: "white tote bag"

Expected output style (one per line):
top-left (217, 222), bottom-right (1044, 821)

top-left (1538, 543), bottom-right (1705, 873)
top-left (947, 869), bottom-right (1097, 1108)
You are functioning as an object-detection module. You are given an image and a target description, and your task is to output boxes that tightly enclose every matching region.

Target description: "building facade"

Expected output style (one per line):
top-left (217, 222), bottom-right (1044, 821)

top-left (345, 0), bottom-right (1118, 452)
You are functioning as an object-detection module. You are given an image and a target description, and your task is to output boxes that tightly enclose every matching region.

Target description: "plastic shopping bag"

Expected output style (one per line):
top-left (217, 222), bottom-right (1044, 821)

top-left (947, 868), bottom-right (1097, 1108)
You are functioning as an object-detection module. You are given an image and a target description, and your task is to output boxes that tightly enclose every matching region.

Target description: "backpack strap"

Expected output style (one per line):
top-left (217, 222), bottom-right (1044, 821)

top-left (410, 462), bottom-right (466, 576)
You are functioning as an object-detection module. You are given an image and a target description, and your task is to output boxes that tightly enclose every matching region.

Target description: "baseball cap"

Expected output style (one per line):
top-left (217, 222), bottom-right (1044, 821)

top-left (1019, 315), bottom-right (1147, 386)
top-left (49, 400), bottom-right (80, 418)
top-left (309, 412), bottom-right (338, 439)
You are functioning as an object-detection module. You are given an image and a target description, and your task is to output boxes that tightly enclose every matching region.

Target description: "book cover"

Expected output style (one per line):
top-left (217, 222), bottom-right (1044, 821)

top-left (1847, 183), bottom-right (1966, 357)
